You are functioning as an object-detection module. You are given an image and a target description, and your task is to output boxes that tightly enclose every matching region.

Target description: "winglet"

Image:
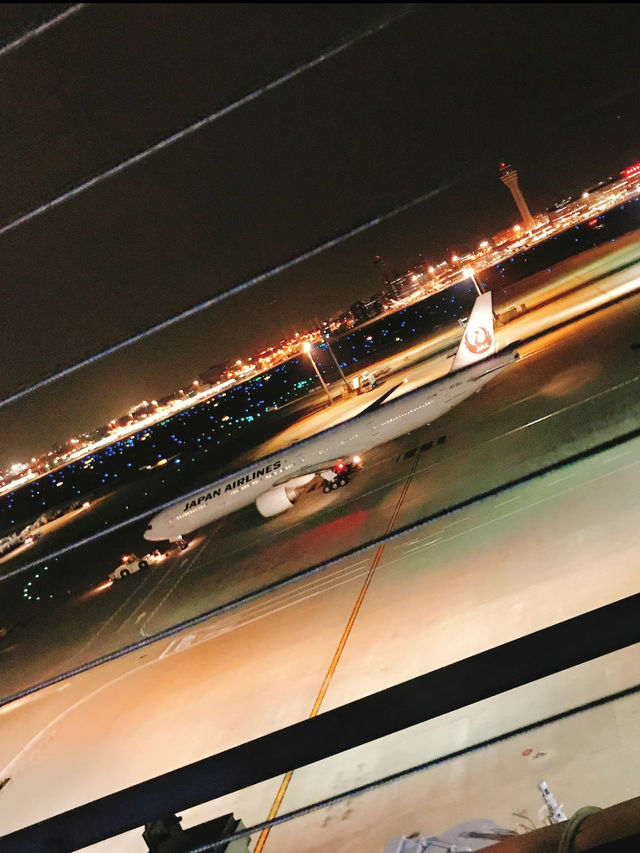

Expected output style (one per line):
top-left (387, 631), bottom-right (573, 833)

top-left (450, 291), bottom-right (495, 372)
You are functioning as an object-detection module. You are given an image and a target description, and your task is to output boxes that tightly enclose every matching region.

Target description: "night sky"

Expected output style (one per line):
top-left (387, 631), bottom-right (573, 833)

top-left (1, 3), bottom-right (640, 468)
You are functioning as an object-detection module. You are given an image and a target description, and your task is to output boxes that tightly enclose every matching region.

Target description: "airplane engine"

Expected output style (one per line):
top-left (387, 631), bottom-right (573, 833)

top-left (256, 474), bottom-right (316, 517)
top-left (256, 486), bottom-right (294, 517)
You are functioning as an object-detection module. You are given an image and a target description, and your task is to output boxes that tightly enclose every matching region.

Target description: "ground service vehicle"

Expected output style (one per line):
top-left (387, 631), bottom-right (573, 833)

top-left (109, 551), bottom-right (163, 581)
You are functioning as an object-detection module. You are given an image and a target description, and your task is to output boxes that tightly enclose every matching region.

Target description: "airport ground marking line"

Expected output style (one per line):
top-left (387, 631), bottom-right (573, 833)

top-left (219, 440), bottom-right (640, 624)
top-left (415, 371), bottom-right (640, 493)
top-left (406, 373), bottom-right (640, 505)
top-left (0, 637), bottom-right (190, 779)
top-left (191, 571), bottom-right (373, 638)
top-left (73, 566), bottom-right (162, 647)
top-left (403, 536), bottom-right (443, 554)
top-left (141, 540), bottom-right (211, 631)
top-left (253, 452), bottom-right (420, 853)
top-left (114, 557), bottom-right (193, 635)
top-left (203, 569), bottom-right (371, 636)
top-left (391, 456), bottom-right (640, 564)
top-left (404, 517), bottom-right (465, 544)
top-left (5, 540), bottom-right (377, 707)
top-left (224, 564), bottom-right (369, 612)
top-left (595, 450), bottom-right (631, 464)
top-left (498, 391), bottom-right (542, 413)
top-left (441, 515), bottom-right (470, 526)
top-left (120, 538), bottom-right (207, 633)
top-left (1, 453), bottom-right (636, 779)
top-left (213, 565), bottom-right (370, 625)
top-left (495, 374), bottom-right (640, 442)
top-left (7, 431), bottom-right (639, 712)
top-left (113, 564), bottom-right (179, 634)
top-left (545, 471), bottom-right (576, 485)
top-left (70, 549), bottom-right (198, 662)
top-left (0, 567), bottom-right (372, 782)
top-left (188, 573), bottom-right (371, 645)
top-left (495, 494), bottom-right (522, 506)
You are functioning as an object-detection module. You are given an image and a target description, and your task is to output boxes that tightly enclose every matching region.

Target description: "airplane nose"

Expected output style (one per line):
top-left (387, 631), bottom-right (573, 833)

top-left (143, 523), bottom-right (153, 541)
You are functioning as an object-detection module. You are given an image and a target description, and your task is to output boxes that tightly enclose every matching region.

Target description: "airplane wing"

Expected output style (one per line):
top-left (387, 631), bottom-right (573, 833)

top-left (359, 382), bottom-right (403, 412)
top-left (271, 383), bottom-right (400, 485)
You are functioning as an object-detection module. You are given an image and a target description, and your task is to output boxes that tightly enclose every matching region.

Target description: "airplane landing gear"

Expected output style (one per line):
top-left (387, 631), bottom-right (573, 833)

top-left (171, 535), bottom-right (189, 551)
top-left (323, 476), bottom-right (349, 493)
top-left (321, 460), bottom-right (357, 494)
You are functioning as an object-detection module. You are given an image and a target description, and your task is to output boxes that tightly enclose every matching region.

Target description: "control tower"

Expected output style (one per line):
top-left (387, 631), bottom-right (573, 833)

top-left (499, 162), bottom-right (535, 232)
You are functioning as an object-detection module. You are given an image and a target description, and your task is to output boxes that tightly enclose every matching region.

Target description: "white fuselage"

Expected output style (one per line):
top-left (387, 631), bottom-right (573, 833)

top-left (144, 347), bottom-right (517, 542)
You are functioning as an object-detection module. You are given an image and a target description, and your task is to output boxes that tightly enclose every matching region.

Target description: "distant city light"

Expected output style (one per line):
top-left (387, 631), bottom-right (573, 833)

top-left (3, 158), bottom-right (640, 500)
top-left (621, 162), bottom-right (640, 179)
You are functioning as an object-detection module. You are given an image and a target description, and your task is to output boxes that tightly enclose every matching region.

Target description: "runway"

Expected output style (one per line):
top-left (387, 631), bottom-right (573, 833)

top-left (0, 425), bottom-right (638, 850)
top-left (3, 278), bottom-right (640, 698)
top-left (0, 244), bottom-right (639, 850)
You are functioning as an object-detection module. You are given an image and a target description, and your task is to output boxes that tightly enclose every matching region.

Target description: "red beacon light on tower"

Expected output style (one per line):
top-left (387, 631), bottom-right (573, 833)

top-left (621, 161), bottom-right (640, 179)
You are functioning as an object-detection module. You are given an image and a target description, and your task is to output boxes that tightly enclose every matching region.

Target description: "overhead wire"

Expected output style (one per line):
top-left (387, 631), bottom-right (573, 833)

top-left (1, 2), bottom-right (637, 413)
top-left (0, 3), bottom-right (415, 411)
top-left (0, 3), bottom-right (86, 60)
top-left (0, 4), bottom-right (638, 694)
top-left (0, 170), bottom-right (464, 411)
top-left (0, 13), bottom-right (636, 838)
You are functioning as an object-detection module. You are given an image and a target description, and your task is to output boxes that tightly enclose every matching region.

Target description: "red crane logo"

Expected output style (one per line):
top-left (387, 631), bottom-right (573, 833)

top-left (464, 325), bottom-right (493, 354)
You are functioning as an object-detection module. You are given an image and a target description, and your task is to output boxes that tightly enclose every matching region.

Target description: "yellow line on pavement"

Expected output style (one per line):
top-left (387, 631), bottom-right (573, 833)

top-left (253, 453), bottom-right (420, 852)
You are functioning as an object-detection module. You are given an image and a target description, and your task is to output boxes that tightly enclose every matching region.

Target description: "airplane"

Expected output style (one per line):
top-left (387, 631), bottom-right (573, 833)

top-left (144, 291), bottom-right (519, 546)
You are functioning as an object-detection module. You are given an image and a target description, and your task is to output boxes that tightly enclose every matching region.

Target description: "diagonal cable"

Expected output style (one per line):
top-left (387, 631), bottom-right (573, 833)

top-left (0, 4), bottom-right (414, 409)
top-left (0, 4), bottom-right (86, 60)
top-left (0, 168), bottom-right (460, 412)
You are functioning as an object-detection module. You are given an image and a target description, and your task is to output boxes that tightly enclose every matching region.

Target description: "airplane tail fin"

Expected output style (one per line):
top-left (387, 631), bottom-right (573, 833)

top-left (450, 291), bottom-right (496, 372)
